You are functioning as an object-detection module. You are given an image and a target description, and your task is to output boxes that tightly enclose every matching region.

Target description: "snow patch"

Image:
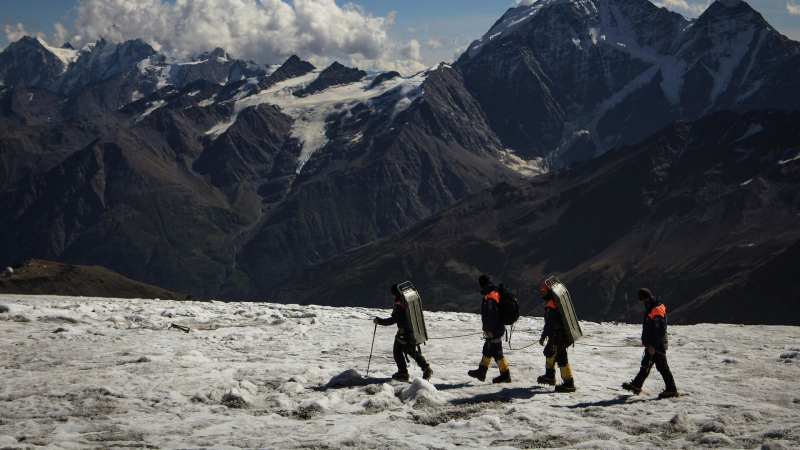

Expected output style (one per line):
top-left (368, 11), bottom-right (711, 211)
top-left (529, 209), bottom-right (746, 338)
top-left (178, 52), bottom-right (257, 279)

top-left (136, 100), bottom-right (165, 122)
top-left (399, 378), bottom-right (446, 405)
top-left (35, 37), bottom-right (79, 71)
top-left (733, 123), bottom-right (764, 142)
top-left (175, 350), bottom-right (212, 364)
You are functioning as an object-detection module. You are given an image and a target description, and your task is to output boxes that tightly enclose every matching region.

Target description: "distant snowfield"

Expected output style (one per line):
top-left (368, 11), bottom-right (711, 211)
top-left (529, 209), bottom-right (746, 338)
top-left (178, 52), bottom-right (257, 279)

top-left (1, 294), bottom-right (799, 449)
top-left (206, 69), bottom-right (426, 174)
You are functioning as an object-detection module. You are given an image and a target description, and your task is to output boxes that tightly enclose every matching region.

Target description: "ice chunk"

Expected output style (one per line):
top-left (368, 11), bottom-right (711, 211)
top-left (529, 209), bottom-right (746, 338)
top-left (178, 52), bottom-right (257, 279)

top-left (399, 378), bottom-right (445, 405)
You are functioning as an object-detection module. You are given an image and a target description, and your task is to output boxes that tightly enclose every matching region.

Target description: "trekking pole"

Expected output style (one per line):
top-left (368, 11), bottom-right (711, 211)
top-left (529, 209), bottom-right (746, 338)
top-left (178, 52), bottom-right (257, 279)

top-left (366, 323), bottom-right (378, 377)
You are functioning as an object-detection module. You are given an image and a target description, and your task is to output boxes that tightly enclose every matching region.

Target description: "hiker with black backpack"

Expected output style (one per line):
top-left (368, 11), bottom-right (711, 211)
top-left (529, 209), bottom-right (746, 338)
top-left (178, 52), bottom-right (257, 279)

top-left (537, 280), bottom-right (577, 392)
top-left (373, 284), bottom-right (433, 381)
top-left (468, 274), bottom-right (513, 384)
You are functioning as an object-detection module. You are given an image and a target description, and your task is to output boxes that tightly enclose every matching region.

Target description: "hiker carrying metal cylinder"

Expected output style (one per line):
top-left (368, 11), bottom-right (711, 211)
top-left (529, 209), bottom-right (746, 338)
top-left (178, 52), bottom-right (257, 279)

top-left (373, 282), bottom-right (433, 381)
top-left (536, 277), bottom-right (579, 392)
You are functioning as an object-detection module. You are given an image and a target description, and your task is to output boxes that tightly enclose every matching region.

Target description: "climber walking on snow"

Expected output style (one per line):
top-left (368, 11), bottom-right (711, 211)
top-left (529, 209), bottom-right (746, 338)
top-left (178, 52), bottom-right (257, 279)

top-left (537, 280), bottom-right (577, 392)
top-left (622, 288), bottom-right (679, 399)
top-left (468, 274), bottom-right (512, 384)
top-left (373, 284), bottom-right (433, 381)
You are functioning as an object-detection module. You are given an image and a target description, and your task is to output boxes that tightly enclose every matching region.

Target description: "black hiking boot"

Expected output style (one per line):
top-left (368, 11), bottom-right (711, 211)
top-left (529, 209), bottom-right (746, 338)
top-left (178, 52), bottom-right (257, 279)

top-left (622, 381), bottom-right (643, 395)
top-left (658, 389), bottom-right (680, 399)
top-left (492, 370), bottom-right (511, 384)
top-left (392, 371), bottom-right (410, 381)
top-left (422, 366), bottom-right (434, 381)
top-left (537, 368), bottom-right (557, 386)
top-left (467, 365), bottom-right (488, 382)
top-left (555, 378), bottom-right (577, 393)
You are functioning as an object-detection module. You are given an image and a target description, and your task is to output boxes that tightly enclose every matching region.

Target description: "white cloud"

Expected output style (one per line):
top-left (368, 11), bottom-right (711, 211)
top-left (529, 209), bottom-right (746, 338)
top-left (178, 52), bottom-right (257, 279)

top-left (4, 23), bottom-right (46, 42)
top-left (44, 0), bottom-right (401, 65)
top-left (351, 57), bottom-right (427, 76)
top-left (425, 38), bottom-right (443, 50)
top-left (515, 0), bottom-right (536, 5)
top-left (788, 3), bottom-right (800, 15)
top-left (651, 0), bottom-right (711, 16)
top-left (400, 39), bottom-right (421, 61)
top-left (453, 46), bottom-right (468, 61)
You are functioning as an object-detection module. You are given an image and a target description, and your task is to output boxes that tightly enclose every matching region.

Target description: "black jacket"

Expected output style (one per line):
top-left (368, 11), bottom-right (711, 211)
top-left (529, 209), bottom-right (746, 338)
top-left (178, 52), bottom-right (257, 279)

top-left (377, 300), bottom-right (407, 338)
top-left (642, 297), bottom-right (668, 348)
top-left (481, 282), bottom-right (505, 337)
top-left (540, 292), bottom-right (562, 340)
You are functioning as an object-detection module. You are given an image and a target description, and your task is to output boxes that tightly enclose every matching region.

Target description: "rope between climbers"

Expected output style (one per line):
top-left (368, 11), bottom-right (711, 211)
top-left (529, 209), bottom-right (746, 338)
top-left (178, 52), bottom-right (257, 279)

top-left (427, 332), bottom-right (483, 340)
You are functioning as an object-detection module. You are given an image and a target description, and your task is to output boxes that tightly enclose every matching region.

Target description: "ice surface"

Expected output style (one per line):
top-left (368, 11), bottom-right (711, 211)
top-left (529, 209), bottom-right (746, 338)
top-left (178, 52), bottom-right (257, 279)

top-left (1, 294), bottom-right (798, 448)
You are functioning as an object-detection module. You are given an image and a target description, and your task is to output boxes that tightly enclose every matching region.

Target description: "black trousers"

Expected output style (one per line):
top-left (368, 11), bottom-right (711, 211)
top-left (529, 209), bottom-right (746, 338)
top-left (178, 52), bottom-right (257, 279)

top-left (394, 339), bottom-right (428, 373)
top-left (482, 338), bottom-right (504, 360)
top-left (632, 345), bottom-right (676, 390)
top-left (543, 332), bottom-right (569, 367)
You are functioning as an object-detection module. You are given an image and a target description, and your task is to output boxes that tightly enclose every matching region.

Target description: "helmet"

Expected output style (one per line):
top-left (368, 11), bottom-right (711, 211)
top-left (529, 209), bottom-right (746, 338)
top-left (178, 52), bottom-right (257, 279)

top-left (391, 284), bottom-right (400, 296)
top-left (478, 274), bottom-right (491, 289)
top-left (540, 280), bottom-right (549, 294)
top-left (637, 288), bottom-right (653, 301)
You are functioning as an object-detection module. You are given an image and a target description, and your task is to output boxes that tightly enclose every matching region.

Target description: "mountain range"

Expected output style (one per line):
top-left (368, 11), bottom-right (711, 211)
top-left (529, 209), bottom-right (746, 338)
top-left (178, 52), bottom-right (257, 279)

top-left (1, 0), bottom-right (798, 324)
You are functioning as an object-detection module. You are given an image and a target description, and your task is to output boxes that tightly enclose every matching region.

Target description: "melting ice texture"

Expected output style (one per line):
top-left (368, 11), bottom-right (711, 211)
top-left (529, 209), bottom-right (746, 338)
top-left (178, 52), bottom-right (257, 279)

top-left (206, 69), bottom-right (426, 174)
top-left (1, 294), bottom-right (799, 449)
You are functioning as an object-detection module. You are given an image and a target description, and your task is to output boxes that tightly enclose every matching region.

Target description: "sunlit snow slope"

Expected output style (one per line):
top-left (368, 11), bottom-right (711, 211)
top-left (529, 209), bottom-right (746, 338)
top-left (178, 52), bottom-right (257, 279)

top-left (1, 294), bottom-right (799, 449)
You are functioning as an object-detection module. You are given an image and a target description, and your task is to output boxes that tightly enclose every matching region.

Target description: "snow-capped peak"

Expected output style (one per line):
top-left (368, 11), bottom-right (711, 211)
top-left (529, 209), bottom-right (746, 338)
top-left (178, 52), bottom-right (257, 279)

top-left (33, 37), bottom-right (79, 69)
top-left (466, 0), bottom-right (574, 59)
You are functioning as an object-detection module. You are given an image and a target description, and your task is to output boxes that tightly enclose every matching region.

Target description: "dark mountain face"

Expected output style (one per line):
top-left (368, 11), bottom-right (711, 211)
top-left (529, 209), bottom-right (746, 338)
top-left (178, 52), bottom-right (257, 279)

top-left (0, 37), bottom-right (69, 89)
top-left (0, 57), bottom-right (516, 300)
top-left (457, 0), bottom-right (800, 167)
top-left (266, 110), bottom-right (800, 325)
top-left (0, 0), bottom-right (798, 324)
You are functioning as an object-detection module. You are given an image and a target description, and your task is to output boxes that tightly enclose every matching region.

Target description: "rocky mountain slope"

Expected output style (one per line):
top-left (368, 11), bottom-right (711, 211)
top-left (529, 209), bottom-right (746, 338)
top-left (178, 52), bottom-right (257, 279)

top-left (0, 259), bottom-right (189, 300)
top-left (457, 0), bottom-right (800, 167)
top-left (267, 110), bottom-right (800, 325)
top-left (1, 0), bottom-right (798, 323)
top-left (0, 56), bottom-right (516, 301)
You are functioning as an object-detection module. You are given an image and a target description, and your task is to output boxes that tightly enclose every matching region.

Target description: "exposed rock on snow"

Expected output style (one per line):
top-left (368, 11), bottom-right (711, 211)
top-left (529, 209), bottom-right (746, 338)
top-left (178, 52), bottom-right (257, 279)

top-left (325, 369), bottom-right (365, 388)
top-left (222, 387), bottom-right (256, 409)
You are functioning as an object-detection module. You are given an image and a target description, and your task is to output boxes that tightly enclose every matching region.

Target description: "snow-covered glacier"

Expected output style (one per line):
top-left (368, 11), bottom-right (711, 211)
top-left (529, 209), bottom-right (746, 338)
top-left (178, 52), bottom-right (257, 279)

top-left (1, 294), bottom-right (799, 448)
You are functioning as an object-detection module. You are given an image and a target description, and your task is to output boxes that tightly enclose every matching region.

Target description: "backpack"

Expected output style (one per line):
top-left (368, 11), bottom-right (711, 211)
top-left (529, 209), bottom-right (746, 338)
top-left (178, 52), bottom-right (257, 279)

top-left (497, 283), bottom-right (520, 326)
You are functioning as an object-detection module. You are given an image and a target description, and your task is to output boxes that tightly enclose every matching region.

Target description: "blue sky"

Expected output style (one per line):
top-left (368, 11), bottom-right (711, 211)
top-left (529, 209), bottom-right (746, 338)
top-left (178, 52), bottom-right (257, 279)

top-left (2, 0), bottom-right (799, 69)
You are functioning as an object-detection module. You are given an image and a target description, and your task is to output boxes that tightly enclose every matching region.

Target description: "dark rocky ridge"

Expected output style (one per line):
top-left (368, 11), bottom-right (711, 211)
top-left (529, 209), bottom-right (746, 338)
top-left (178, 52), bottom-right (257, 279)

top-left (0, 37), bottom-right (68, 89)
top-left (267, 110), bottom-right (800, 325)
top-left (368, 71), bottom-right (400, 90)
top-left (293, 62), bottom-right (367, 97)
top-left (0, 259), bottom-right (190, 300)
top-left (255, 56), bottom-right (316, 93)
